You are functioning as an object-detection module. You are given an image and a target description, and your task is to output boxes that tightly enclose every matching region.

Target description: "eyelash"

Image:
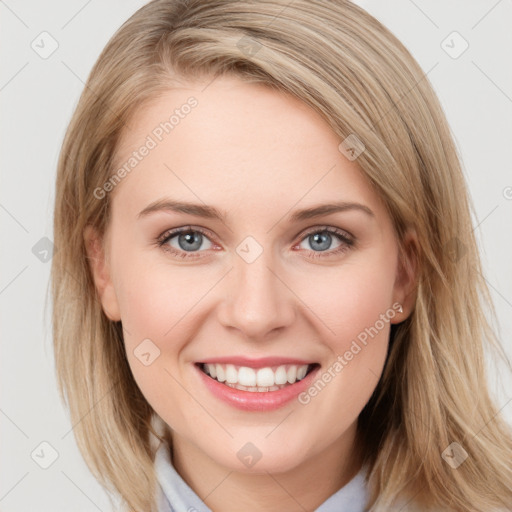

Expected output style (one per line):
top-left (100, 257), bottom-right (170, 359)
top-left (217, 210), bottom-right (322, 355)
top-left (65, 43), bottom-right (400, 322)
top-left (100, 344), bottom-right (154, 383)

top-left (156, 225), bottom-right (355, 260)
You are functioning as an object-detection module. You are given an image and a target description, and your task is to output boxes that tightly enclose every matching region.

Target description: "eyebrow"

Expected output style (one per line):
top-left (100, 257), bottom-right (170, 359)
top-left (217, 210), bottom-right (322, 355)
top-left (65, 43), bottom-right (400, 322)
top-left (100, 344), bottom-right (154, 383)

top-left (137, 198), bottom-right (374, 222)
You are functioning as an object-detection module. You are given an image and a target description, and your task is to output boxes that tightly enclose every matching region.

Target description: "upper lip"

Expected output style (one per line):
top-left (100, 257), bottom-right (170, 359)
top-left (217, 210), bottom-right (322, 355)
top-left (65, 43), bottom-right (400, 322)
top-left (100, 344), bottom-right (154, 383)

top-left (196, 356), bottom-right (317, 369)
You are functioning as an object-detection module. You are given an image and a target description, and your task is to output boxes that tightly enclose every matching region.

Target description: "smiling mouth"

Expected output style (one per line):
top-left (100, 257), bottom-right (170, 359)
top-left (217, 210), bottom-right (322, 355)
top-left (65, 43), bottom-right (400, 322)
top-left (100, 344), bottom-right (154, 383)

top-left (196, 362), bottom-right (320, 392)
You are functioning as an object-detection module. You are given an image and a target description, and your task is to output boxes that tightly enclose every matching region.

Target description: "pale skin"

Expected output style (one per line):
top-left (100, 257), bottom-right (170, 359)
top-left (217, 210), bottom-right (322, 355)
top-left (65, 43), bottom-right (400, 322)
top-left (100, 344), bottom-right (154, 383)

top-left (85, 75), bottom-right (417, 512)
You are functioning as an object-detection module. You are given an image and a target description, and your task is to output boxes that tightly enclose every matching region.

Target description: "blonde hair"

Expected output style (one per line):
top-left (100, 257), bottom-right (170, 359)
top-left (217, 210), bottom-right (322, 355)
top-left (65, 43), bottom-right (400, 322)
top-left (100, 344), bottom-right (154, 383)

top-left (50, 1), bottom-right (512, 511)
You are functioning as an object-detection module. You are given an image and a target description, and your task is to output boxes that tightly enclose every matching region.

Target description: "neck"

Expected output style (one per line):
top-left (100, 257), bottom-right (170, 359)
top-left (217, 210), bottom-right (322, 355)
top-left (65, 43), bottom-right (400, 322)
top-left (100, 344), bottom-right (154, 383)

top-left (169, 423), bottom-right (364, 512)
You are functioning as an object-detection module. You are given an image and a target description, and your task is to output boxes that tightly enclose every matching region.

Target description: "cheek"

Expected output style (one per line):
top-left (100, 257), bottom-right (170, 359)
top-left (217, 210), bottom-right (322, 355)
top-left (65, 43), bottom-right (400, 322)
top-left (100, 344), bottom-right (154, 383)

top-left (302, 248), bottom-right (398, 347)
top-left (298, 248), bottom-right (397, 412)
top-left (295, 260), bottom-right (396, 427)
top-left (112, 254), bottom-right (198, 424)
top-left (114, 249), bottom-right (203, 341)
top-left (112, 250), bottom-right (212, 397)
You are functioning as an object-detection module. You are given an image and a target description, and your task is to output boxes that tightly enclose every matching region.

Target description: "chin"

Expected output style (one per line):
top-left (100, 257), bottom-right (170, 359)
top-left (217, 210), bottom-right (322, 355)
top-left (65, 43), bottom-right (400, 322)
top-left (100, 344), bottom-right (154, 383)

top-left (214, 440), bottom-right (312, 474)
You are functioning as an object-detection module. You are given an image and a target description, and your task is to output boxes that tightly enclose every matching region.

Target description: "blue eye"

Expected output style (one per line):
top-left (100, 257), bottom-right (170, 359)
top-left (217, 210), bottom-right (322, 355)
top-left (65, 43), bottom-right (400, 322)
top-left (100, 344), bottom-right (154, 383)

top-left (158, 226), bottom-right (214, 259)
top-left (170, 230), bottom-right (211, 252)
top-left (296, 227), bottom-right (355, 259)
top-left (157, 225), bottom-right (354, 260)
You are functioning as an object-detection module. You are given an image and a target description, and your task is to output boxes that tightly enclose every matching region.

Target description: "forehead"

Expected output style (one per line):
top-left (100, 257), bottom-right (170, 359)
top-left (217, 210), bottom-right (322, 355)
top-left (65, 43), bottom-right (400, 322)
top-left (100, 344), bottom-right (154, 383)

top-left (110, 76), bottom-right (383, 221)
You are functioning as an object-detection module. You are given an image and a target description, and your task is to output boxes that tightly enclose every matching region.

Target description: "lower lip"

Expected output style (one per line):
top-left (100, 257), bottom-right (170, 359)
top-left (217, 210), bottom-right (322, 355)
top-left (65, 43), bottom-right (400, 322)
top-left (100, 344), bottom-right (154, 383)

top-left (194, 363), bottom-right (321, 412)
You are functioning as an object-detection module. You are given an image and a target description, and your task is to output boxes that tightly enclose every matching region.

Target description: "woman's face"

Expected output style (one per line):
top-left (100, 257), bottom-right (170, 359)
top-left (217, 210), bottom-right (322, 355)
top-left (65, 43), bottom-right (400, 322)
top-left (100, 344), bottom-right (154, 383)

top-left (87, 75), bottom-right (414, 475)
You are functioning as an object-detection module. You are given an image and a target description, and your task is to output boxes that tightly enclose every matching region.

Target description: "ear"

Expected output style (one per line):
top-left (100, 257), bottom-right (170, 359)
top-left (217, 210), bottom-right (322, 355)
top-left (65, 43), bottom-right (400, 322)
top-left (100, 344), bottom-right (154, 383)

top-left (391, 227), bottom-right (419, 324)
top-left (83, 225), bottom-right (121, 321)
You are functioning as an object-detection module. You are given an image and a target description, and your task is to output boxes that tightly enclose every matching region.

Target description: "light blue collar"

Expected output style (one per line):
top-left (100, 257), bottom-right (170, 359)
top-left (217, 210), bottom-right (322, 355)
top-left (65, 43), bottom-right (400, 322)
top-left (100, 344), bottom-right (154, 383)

top-left (154, 441), bottom-right (369, 512)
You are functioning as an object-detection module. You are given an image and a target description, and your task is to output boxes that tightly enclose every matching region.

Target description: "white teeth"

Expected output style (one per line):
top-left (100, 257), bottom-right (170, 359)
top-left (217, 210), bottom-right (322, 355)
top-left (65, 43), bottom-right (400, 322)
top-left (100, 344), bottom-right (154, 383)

top-left (224, 382), bottom-right (283, 392)
top-left (202, 362), bottom-right (312, 389)
top-left (225, 364), bottom-right (238, 383)
top-left (287, 365), bottom-right (297, 384)
top-left (238, 366), bottom-right (256, 387)
top-left (215, 365), bottom-right (226, 382)
top-left (297, 365), bottom-right (308, 380)
top-left (256, 368), bottom-right (275, 387)
top-left (274, 365), bottom-right (288, 385)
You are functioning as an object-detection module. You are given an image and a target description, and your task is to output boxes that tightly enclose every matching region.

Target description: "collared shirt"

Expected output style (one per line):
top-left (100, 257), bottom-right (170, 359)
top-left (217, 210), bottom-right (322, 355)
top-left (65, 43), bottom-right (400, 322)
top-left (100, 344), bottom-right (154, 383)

top-left (154, 441), bottom-right (370, 512)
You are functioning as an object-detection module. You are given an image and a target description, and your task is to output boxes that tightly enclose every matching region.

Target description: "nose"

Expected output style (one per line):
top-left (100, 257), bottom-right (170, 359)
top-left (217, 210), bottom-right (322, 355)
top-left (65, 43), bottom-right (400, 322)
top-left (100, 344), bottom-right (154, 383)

top-left (217, 249), bottom-right (296, 340)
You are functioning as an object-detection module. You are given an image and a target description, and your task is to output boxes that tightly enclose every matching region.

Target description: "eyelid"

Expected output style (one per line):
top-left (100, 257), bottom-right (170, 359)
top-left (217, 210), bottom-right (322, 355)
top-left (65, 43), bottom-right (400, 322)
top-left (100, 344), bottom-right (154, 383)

top-left (298, 225), bottom-right (354, 243)
top-left (157, 225), bottom-right (215, 244)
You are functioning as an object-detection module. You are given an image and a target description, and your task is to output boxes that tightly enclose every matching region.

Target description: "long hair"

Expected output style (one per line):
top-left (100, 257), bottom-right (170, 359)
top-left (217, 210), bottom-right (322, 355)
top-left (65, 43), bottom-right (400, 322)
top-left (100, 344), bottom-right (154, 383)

top-left (50, 1), bottom-right (512, 510)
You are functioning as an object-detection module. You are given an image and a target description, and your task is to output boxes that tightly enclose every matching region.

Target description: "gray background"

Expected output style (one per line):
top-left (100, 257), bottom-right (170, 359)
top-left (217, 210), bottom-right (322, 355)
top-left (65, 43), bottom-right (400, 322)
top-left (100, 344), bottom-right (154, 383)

top-left (1, 1), bottom-right (511, 510)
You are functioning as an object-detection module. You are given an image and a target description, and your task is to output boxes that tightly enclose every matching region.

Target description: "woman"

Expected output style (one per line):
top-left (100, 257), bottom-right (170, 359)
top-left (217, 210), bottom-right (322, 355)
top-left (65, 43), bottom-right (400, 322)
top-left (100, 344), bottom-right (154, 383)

top-left (51, 0), bottom-right (512, 510)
